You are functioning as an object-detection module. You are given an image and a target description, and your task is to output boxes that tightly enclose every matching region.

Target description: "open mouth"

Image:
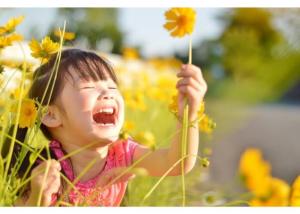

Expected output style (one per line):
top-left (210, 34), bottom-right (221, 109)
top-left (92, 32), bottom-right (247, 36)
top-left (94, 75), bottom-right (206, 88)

top-left (92, 106), bottom-right (117, 126)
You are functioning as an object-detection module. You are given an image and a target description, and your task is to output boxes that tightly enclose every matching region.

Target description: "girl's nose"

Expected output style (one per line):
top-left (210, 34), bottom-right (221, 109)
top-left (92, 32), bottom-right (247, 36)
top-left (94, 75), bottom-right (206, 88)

top-left (98, 89), bottom-right (113, 100)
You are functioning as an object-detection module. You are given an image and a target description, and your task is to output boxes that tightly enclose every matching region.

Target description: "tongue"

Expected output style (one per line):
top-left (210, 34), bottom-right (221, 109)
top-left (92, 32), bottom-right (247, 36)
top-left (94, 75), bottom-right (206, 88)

top-left (93, 112), bottom-right (114, 124)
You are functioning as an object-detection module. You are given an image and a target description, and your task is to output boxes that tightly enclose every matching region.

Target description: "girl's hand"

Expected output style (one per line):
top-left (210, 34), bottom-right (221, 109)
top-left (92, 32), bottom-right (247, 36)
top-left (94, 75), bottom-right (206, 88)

top-left (26, 159), bottom-right (61, 206)
top-left (176, 64), bottom-right (207, 121)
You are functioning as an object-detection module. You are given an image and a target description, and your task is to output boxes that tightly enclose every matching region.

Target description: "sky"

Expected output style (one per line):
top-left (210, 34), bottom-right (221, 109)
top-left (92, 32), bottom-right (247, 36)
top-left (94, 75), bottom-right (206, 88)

top-left (0, 8), bottom-right (225, 57)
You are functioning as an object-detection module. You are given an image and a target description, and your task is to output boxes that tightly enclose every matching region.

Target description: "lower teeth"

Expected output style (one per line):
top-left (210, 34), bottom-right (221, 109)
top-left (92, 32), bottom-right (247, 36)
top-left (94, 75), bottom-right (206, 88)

top-left (99, 123), bottom-right (114, 126)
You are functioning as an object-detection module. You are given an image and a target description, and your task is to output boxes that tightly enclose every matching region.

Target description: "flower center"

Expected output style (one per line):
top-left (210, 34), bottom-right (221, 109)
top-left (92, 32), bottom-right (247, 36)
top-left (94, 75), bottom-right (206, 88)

top-left (177, 15), bottom-right (188, 26)
top-left (24, 108), bottom-right (33, 117)
top-left (40, 50), bottom-right (49, 58)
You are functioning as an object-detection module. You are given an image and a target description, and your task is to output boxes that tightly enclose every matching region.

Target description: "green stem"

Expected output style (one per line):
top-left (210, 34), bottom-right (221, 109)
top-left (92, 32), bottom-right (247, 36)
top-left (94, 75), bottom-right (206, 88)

top-left (141, 154), bottom-right (204, 205)
top-left (2, 56), bottom-right (27, 196)
top-left (189, 37), bottom-right (192, 65)
top-left (180, 36), bottom-right (193, 207)
top-left (181, 101), bottom-right (189, 206)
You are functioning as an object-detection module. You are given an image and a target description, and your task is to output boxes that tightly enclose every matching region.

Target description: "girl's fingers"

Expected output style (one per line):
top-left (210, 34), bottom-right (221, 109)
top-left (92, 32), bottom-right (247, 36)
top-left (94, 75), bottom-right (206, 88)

top-left (37, 172), bottom-right (61, 193)
top-left (42, 195), bottom-right (52, 207)
top-left (34, 173), bottom-right (61, 206)
top-left (44, 175), bottom-right (61, 194)
top-left (33, 160), bottom-right (61, 176)
top-left (177, 64), bottom-right (203, 80)
top-left (50, 160), bottom-right (61, 171)
top-left (177, 85), bottom-right (203, 104)
top-left (45, 160), bottom-right (61, 172)
top-left (177, 64), bottom-right (202, 78)
top-left (43, 179), bottom-right (61, 203)
top-left (31, 160), bottom-right (61, 189)
top-left (176, 77), bottom-right (207, 93)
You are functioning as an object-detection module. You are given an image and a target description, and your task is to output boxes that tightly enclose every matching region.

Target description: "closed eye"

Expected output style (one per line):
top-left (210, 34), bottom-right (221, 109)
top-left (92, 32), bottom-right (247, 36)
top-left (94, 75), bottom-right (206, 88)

top-left (80, 86), bottom-right (95, 89)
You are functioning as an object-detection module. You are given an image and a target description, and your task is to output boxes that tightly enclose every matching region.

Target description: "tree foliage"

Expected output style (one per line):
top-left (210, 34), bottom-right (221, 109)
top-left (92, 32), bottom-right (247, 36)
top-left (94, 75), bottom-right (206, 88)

top-left (48, 8), bottom-right (124, 53)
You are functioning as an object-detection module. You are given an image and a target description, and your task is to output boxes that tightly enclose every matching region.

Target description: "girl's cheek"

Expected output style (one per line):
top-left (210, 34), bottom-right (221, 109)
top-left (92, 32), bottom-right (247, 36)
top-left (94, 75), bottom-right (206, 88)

top-left (72, 92), bottom-right (94, 110)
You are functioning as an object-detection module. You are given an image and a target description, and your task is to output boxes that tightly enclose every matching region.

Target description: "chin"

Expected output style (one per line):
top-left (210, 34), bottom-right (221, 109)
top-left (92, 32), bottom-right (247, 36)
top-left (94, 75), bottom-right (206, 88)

top-left (93, 129), bottom-right (121, 143)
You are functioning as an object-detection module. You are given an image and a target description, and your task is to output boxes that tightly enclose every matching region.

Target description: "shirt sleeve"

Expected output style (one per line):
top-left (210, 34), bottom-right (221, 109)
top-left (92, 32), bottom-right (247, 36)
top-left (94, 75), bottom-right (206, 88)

top-left (123, 138), bottom-right (139, 166)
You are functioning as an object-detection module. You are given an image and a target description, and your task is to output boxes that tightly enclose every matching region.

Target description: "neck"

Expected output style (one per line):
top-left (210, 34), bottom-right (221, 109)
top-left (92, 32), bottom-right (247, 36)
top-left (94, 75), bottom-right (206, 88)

top-left (59, 139), bottom-right (110, 182)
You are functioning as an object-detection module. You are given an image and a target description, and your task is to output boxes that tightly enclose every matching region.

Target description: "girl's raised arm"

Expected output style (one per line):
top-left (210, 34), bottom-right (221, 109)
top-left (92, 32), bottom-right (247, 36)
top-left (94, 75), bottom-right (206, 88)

top-left (132, 64), bottom-right (207, 177)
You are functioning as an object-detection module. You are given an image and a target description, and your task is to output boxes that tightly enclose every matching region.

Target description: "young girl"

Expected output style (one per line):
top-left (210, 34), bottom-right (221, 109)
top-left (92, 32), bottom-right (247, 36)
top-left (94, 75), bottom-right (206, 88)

top-left (13, 48), bottom-right (207, 206)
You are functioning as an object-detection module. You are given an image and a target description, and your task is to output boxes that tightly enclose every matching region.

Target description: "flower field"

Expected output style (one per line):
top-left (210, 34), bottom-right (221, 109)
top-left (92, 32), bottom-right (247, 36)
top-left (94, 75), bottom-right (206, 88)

top-left (1, 12), bottom-right (300, 207)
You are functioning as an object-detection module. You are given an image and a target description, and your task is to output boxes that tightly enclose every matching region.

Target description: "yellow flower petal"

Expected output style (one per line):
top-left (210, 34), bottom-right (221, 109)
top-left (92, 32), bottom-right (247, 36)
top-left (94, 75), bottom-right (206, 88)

top-left (122, 47), bottom-right (139, 60)
top-left (163, 22), bottom-right (177, 31)
top-left (18, 99), bottom-right (37, 128)
top-left (0, 16), bottom-right (24, 35)
top-left (0, 27), bottom-right (6, 35)
top-left (163, 8), bottom-right (196, 38)
top-left (134, 131), bottom-right (156, 150)
top-left (290, 176), bottom-right (300, 206)
top-left (165, 10), bottom-right (178, 21)
top-left (7, 33), bottom-right (23, 42)
top-left (29, 36), bottom-right (59, 61)
top-left (54, 29), bottom-right (75, 41)
top-left (249, 178), bottom-right (290, 206)
top-left (0, 33), bottom-right (23, 49)
top-left (171, 26), bottom-right (185, 38)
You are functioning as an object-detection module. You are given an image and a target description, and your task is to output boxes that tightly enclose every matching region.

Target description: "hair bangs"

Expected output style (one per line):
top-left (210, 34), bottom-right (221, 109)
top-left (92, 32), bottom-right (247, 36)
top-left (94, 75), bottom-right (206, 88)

top-left (62, 49), bottom-right (118, 85)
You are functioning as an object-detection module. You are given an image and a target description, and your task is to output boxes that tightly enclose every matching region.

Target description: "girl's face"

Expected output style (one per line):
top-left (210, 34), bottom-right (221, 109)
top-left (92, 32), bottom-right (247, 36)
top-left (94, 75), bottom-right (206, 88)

top-left (56, 69), bottom-right (124, 146)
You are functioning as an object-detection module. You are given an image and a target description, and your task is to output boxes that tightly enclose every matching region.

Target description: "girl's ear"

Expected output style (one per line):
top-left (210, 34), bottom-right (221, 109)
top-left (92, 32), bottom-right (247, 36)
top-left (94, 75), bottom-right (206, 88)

top-left (41, 106), bottom-right (62, 128)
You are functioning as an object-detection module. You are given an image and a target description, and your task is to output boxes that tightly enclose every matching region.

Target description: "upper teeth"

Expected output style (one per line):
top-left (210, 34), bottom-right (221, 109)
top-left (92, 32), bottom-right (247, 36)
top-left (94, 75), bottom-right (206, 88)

top-left (98, 108), bottom-right (114, 114)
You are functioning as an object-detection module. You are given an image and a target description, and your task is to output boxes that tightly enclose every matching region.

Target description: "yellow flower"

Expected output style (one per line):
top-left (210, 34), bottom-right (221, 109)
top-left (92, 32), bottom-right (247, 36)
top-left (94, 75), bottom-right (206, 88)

top-left (169, 93), bottom-right (178, 115)
top-left (119, 131), bottom-right (131, 140)
top-left (18, 99), bottom-right (37, 128)
top-left (54, 29), bottom-right (75, 41)
top-left (0, 96), bottom-right (5, 108)
top-left (198, 101), bottom-right (205, 118)
top-left (163, 8), bottom-right (196, 38)
top-left (148, 87), bottom-right (169, 102)
top-left (290, 176), bottom-right (300, 206)
top-left (148, 58), bottom-right (182, 71)
top-left (199, 114), bottom-right (216, 134)
top-left (29, 36), bottom-right (60, 62)
top-left (250, 178), bottom-right (290, 206)
top-left (0, 16), bottom-right (24, 35)
top-left (239, 148), bottom-right (272, 197)
top-left (158, 75), bottom-right (177, 89)
top-left (148, 75), bottom-right (176, 102)
top-left (134, 131), bottom-right (156, 150)
top-left (122, 47), bottom-right (139, 60)
top-left (0, 33), bottom-right (23, 49)
top-left (10, 88), bottom-right (22, 99)
top-left (123, 89), bottom-right (147, 111)
top-left (123, 120), bottom-right (135, 132)
top-left (200, 157), bottom-right (210, 168)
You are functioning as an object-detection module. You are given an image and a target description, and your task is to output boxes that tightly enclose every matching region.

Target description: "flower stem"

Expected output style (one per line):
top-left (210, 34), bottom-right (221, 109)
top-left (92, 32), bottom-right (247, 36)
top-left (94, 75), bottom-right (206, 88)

top-left (180, 36), bottom-right (193, 206)
top-left (189, 37), bottom-right (192, 65)
top-left (141, 154), bottom-right (203, 205)
top-left (2, 57), bottom-right (26, 194)
top-left (181, 101), bottom-right (189, 206)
